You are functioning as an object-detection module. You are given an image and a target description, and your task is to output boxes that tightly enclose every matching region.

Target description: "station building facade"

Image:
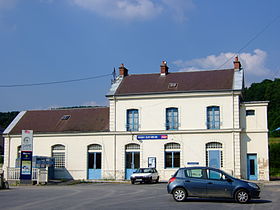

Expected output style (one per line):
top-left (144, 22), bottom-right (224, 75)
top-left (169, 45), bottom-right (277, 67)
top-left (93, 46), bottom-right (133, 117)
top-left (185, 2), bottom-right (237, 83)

top-left (3, 58), bottom-right (269, 181)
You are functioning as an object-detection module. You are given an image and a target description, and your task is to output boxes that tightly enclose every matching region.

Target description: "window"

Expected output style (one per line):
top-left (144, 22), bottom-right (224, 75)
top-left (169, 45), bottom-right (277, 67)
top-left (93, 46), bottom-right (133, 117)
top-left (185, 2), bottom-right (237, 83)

top-left (165, 143), bottom-right (180, 168)
top-left (166, 108), bottom-right (178, 130)
top-left (52, 144), bottom-right (65, 168)
top-left (207, 169), bottom-right (226, 180)
top-left (206, 142), bottom-right (223, 168)
top-left (126, 109), bottom-right (139, 131)
top-left (17, 145), bottom-right (21, 159)
top-left (185, 168), bottom-right (207, 179)
top-left (207, 106), bottom-right (220, 129)
top-left (246, 110), bottom-right (255, 116)
top-left (88, 144), bottom-right (102, 151)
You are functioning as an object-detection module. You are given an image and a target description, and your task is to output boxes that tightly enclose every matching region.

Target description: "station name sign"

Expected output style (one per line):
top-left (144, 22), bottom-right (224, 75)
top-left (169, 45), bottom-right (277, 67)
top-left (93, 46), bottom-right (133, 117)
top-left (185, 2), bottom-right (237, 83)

top-left (137, 135), bottom-right (168, 140)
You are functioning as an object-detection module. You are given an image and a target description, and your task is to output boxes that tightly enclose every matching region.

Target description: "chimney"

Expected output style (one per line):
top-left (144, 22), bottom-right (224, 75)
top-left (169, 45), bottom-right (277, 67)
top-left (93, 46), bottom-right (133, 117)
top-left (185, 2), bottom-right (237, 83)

top-left (160, 60), bottom-right (169, 76)
top-left (233, 56), bottom-right (242, 70)
top-left (119, 63), bottom-right (128, 77)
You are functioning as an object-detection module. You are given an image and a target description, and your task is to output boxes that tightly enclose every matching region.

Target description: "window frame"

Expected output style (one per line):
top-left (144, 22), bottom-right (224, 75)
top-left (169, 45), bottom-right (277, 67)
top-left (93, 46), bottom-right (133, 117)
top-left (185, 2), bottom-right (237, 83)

top-left (126, 109), bottom-right (139, 131)
top-left (207, 106), bottom-right (220, 129)
top-left (166, 107), bottom-right (179, 130)
top-left (164, 143), bottom-right (180, 168)
top-left (52, 144), bottom-right (66, 168)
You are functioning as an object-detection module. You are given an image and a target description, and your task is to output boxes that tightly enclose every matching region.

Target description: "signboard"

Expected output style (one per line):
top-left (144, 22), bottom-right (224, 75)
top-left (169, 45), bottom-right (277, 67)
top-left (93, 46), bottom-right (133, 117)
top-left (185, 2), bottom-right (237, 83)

top-left (137, 135), bottom-right (168, 140)
top-left (187, 162), bottom-right (199, 165)
top-left (20, 130), bottom-right (33, 181)
top-left (148, 157), bottom-right (156, 168)
top-left (21, 130), bottom-right (33, 152)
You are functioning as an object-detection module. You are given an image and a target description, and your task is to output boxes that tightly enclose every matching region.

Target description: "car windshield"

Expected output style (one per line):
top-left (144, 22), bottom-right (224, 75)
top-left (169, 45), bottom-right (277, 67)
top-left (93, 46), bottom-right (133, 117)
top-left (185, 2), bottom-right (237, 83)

top-left (136, 168), bottom-right (153, 173)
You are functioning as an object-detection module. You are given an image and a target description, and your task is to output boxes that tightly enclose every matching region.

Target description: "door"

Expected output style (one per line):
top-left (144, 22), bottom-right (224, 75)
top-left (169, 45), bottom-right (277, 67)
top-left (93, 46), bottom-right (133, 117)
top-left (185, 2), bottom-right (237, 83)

top-left (125, 152), bottom-right (140, 180)
top-left (206, 169), bottom-right (233, 198)
top-left (208, 150), bottom-right (221, 169)
top-left (247, 154), bottom-right (258, 180)
top-left (88, 152), bottom-right (102, 179)
top-left (184, 168), bottom-right (207, 197)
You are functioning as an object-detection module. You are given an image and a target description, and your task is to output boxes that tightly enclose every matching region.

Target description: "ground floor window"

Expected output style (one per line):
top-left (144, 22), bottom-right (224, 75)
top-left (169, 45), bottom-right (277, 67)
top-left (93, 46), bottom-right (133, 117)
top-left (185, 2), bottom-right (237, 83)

top-left (52, 144), bottom-right (65, 168)
top-left (165, 143), bottom-right (180, 168)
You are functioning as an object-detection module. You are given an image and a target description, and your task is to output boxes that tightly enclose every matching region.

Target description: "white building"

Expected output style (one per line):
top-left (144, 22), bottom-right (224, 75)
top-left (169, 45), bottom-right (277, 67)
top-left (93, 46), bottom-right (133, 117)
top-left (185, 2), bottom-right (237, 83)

top-left (3, 57), bottom-right (269, 181)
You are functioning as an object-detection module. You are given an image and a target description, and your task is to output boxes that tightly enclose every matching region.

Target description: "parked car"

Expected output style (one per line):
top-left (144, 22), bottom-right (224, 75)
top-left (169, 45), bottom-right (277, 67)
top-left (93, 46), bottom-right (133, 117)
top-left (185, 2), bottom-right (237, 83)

top-left (130, 168), bottom-right (159, 184)
top-left (167, 167), bottom-right (260, 203)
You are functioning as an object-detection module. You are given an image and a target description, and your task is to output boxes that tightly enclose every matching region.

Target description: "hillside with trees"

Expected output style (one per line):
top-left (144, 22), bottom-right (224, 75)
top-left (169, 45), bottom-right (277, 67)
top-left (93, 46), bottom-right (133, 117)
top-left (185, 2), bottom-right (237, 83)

top-left (243, 78), bottom-right (280, 137)
top-left (0, 112), bottom-right (19, 129)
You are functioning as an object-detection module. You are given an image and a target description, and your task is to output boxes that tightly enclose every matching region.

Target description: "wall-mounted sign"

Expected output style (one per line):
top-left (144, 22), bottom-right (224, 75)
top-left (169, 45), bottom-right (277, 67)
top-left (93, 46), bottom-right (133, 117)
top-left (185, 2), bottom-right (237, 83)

top-left (20, 130), bottom-right (33, 181)
top-left (21, 130), bottom-right (33, 152)
top-left (187, 162), bottom-right (199, 165)
top-left (148, 157), bottom-right (156, 168)
top-left (137, 135), bottom-right (168, 140)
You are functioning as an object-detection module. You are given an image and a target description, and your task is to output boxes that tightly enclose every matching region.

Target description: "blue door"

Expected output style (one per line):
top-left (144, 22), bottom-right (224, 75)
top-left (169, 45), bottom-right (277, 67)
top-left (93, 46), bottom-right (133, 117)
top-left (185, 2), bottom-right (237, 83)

top-left (209, 150), bottom-right (221, 169)
top-left (247, 154), bottom-right (258, 180)
top-left (125, 152), bottom-right (140, 180)
top-left (88, 152), bottom-right (101, 179)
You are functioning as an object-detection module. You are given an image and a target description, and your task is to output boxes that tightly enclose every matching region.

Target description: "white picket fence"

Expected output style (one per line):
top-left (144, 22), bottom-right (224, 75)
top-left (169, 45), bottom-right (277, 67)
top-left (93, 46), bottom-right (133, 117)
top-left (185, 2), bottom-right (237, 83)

top-left (6, 167), bottom-right (48, 184)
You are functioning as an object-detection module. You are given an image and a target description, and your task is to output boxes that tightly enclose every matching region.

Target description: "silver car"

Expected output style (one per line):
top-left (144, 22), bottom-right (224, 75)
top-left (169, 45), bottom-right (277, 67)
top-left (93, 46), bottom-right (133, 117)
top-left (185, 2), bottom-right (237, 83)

top-left (130, 168), bottom-right (159, 184)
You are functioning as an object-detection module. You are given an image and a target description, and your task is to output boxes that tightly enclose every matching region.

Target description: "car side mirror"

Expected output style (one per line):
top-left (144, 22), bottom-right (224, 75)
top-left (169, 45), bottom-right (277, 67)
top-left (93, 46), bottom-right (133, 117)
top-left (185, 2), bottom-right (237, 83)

top-left (226, 178), bottom-right (233, 182)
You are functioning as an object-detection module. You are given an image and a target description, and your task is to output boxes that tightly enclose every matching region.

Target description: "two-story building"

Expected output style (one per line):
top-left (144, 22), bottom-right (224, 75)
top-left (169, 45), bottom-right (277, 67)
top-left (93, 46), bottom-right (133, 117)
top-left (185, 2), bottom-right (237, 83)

top-left (3, 57), bottom-right (269, 181)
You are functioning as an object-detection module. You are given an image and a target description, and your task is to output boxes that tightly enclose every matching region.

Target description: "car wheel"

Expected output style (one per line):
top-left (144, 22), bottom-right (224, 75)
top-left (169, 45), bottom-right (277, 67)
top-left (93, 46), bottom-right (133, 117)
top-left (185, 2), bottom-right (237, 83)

top-left (235, 189), bottom-right (250, 203)
top-left (131, 180), bottom-right (135, 184)
top-left (173, 188), bottom-right (187, 202)
top-left (155, 177), bottom-right (159, 183)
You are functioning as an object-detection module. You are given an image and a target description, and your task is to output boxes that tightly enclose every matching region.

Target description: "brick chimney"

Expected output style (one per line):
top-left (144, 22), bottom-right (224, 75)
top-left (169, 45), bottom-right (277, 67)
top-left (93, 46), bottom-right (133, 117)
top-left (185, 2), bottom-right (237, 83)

top-left (119, 63), bottom-right (128, 77)
top-left (233, 56), bottom-right (242, 70)
top-left (160, 61), bottom-right (169, 76)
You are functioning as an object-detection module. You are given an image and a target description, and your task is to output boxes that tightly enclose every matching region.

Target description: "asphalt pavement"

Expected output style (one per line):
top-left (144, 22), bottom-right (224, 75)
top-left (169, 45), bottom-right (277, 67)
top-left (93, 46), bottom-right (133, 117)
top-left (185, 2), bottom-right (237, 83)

top-left (0, 181), bottom-right (279, 210)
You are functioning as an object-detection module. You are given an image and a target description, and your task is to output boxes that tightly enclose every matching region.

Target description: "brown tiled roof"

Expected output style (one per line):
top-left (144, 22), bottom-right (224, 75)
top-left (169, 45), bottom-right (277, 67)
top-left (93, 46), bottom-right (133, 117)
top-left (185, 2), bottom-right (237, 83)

top-left (114, 69), bottom-right (234, 96)
top-left (8, 107), bottom-right (109, 135)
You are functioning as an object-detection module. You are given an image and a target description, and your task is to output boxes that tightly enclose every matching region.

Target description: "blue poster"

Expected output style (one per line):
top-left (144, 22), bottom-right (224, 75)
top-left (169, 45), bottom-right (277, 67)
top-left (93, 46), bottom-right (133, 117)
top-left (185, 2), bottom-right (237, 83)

top-left (20, 151), bottom-right (33, 180)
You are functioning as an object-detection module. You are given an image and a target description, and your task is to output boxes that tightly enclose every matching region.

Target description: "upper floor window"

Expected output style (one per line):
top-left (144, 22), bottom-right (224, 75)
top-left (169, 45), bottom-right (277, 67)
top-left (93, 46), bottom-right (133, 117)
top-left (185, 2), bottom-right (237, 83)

top-left (126, 109), bottom-right (139, 131)
top-left (166, 107), bottom-right (178, 130)
top-left (246, 110), bottom-right (255, 116)
top-left (207, 106), bottom-right (220, 129)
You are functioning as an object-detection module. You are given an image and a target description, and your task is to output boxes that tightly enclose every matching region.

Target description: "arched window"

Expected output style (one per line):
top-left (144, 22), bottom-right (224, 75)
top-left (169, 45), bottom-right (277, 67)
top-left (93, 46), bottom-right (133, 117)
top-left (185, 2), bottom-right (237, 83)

top-left (207, 106), bottom-right (220, 129)
top-left (125, 143), bottom-right (140, 150)
top-left (165, 143), bottom-right (180, 168)
top-left (206, 142), bottom-right (223, 168)
top-left (17, 145), bottom-right (21, 159)
top-left (88, 144), bottom-right (102, 151)
top-left (52, 144), bottom-right (65, 168)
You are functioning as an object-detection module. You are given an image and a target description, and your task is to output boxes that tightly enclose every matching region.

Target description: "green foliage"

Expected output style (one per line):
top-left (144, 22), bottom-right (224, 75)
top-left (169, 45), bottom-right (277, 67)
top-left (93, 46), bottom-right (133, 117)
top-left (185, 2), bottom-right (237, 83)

top-left (0, 112), bottom-right (19, 129)
top-left (269, 143), bottom-right (280, 177)
top-left (244, 78), bottom-right (280, 136)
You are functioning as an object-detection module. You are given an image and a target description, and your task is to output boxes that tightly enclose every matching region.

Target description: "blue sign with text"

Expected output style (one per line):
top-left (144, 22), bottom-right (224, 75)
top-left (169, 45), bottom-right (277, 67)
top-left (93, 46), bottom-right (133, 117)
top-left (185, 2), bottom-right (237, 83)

top-left (137, 135), bottom-right (168, 140)
top-left (20, 151), bottom-right (33, 180)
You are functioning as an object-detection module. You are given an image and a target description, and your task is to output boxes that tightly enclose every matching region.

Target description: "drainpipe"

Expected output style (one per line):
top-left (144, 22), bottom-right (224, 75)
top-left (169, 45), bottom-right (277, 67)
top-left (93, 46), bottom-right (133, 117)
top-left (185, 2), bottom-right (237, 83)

top-left (114, 96), bottom-right (117, 180)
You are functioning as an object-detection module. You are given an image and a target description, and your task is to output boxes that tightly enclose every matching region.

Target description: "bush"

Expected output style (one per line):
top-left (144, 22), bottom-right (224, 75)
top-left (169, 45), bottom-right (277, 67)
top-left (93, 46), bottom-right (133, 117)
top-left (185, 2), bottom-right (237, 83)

top-left (269, 143), bottom-right (280, 168)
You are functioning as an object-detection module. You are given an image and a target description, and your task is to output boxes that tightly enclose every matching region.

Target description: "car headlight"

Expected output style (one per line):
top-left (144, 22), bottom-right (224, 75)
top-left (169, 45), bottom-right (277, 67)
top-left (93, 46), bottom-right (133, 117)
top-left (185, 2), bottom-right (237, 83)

top-left (248, 182), bottom-right (259, 189)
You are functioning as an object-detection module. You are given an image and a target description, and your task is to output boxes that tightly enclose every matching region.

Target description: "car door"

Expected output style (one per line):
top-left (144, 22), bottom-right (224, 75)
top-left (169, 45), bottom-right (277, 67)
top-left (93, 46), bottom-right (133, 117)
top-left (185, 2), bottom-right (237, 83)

top-left (183, 168), bottom-right (207, 197)
top-left (206, 169), bottom-right (233, 198)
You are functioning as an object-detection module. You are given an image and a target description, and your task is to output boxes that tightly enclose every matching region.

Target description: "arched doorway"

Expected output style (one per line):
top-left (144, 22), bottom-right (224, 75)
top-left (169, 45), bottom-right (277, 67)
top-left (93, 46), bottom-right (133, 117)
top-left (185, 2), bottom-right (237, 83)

top-left (125, 143), bottom-right (140, 180)
top-left (88, 144), bottom-right (102, 179)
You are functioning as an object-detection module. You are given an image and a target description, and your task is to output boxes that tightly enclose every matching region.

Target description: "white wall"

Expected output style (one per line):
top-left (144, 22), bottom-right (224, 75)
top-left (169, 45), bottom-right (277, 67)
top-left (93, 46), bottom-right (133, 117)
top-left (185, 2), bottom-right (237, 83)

top-left (110, 92), bottom-right (236, 132)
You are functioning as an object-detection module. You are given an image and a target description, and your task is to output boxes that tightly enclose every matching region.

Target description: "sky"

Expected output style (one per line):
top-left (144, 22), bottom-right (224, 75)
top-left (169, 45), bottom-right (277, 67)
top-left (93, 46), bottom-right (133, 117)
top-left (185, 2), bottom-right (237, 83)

top-left (0, 0), bottom-right (279, 112)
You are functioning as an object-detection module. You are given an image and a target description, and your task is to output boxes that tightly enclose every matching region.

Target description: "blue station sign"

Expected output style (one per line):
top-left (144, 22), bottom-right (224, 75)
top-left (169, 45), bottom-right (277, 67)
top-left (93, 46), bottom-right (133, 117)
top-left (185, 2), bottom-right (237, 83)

top-left (137, 135), bottom-right (168, 140)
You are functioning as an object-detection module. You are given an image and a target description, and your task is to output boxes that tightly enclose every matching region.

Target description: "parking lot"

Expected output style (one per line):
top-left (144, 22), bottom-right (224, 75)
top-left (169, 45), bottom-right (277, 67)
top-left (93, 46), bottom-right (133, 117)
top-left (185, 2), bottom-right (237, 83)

top-left (0, 182), bottom-right (280, 210)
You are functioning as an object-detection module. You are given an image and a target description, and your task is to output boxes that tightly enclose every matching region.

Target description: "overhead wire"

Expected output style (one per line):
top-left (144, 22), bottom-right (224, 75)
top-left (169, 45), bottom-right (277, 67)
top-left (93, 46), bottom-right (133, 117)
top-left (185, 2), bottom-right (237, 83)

top-left (0, 73), bottom-right (112, 88)
top-left (217, 15), bottom-right (280, 70)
